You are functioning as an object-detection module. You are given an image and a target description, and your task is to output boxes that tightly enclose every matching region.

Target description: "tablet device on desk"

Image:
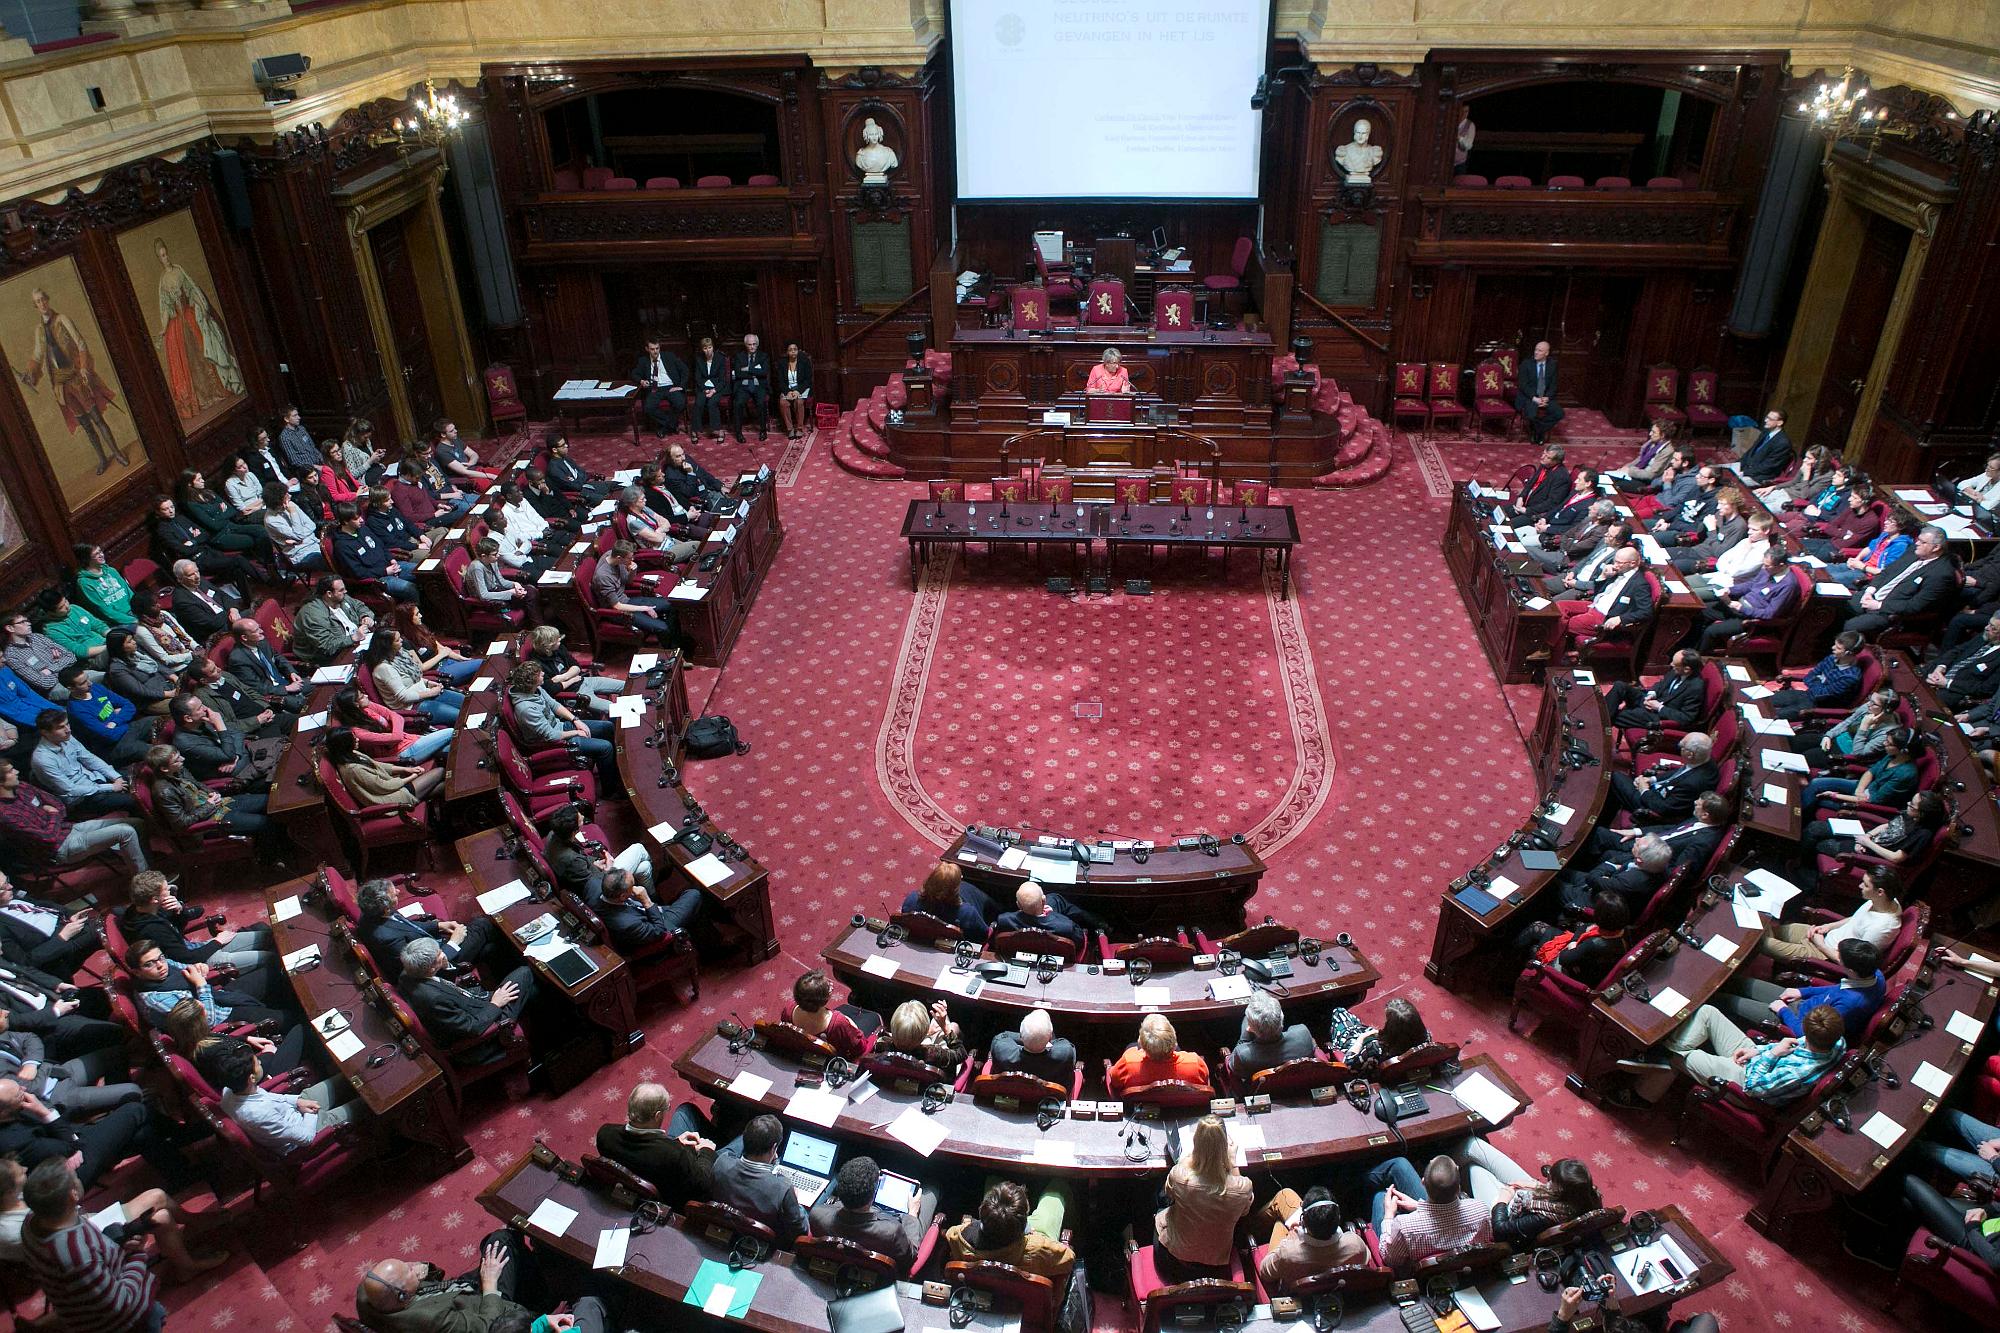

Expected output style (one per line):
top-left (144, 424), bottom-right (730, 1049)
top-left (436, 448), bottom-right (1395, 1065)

top-left (874, 1169), bottom-right (921, 1215)
top-left (544, 948), bottom-right (598, 987)
top-left (1519, 849), bottom-right (1562, 871)
top-left (1454, 886), bottom-right (1502, 916)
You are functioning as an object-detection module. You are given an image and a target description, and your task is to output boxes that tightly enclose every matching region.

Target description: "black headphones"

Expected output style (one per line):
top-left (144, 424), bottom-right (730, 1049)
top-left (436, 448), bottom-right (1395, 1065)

top-left (921, 1082), bottom-right (951, 1113)
top-left (1532, 1246), bottom-right (1565, 1292)
top-left (947, 1286), bottom-right (975, 1329)
top-left (950, 939), bottom-right (979, 972)
top-left (1299, 937), bottom-right (1323, 967)
top-left (1132, 844), bottom-right (1150, 864)
top-left (1035, 1098), bottom-right (1064, 1132)
top-left (824, 1057), bottom-right (854, 1089)
top-left (1307, 1294), bottom-right (1343, 1332)
top-left (1127, 957), bottom-right (1154, 985)
top-left (726, 1234), bottom-right (768, 1271)
top-left (876, 922), bottom-right (909, 950)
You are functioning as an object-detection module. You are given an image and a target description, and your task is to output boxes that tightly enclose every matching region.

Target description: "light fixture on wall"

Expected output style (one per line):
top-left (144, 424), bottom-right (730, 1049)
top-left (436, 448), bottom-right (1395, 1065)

top-left (370, 80), bottom-right (471, 153)
top-left (1796, 66), bottom-right (1939, 162)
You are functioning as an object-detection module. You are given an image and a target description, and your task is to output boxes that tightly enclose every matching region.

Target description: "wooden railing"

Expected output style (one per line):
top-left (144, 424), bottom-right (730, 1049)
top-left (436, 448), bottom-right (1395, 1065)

top-left (838, 283), bottom-right (931, 352)
top-left (1291, 287), bottom-right (1390, 355)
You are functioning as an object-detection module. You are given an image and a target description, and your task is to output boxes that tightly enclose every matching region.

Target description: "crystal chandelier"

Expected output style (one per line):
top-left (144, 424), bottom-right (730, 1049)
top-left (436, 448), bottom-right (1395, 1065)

top-left (1797, 67), bottom-right (1928, 162)
top-left (374, 80), bottom-right (471, 153)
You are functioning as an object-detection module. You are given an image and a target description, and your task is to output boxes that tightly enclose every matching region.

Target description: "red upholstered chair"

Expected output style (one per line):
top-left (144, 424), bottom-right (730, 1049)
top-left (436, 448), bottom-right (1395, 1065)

top-left (1197, 920), bottom-right (1299, 958)
top-left (1414, 1242), bottom-right (1512, 1285)
top-left (754, 1021), bottom-right (837, 1061)
top-left (1548, 174), bottom-right (1586, 189)
top-left (551, 169), bottom-right (581, 190)
top-left (1646, 176), bottom-right (1686, 189)
top-left (944, 1260), bottom-right (1060, 1332)
top-left (1644, 366), bottom-right (1685, 428)
top-left (1229, 479), bottom-right (1270, 508)
top-left (891, 909), bottom-right (966, 947)
top-left (861, 1047), bottom-right (974, 1093)
top-left (1033, 247), bottom-right (1084, 304)
top-left (1451, 174), bottom-right (1489, 187)
top-left (1012, 285), bottom-right (1052, 332)
top-left (990, 475), bottom-right (1031, 507)
top-left (318, 864), bottom-right (363, 923)
top-left (1720, 563), bottom-right (1815, 672)
top-left (1509, 931), bottom-right (1658, 1036)
top-left (972, 1062), bottom-right (1083, 1105)
top-left (1572, 571), bottom-right (1665, 680)
top-left (1779, 903), bottom-right (1929, 985)
top-left (1890, 1225), bottom-right (2000, 1322)
top-left (1037, 475), bottom-right (1074, 504)
top-left (496, 728), bottom-right (596, 820)
top-left (1165, 475), bottom-right (1212, 509)
top-left (927, 479), bottom-right (966, 503)
top-left (440, 546), bottom-right (524, 636)
top-left (1674, 1049), bottom-right (1863, 1178)
top-left (1155, 288), bottom-right (1195, 332)
top-left (1244, 1056), bottom-right (1348, 1098)
top-left (1594, 176), bottom-right (1633, 188)
top-left (603, 176), bottom-right (637, 190)
top-left (496, 697), bottom-right (586, 780)
top-left (1084, 279), bottom-right (1128, 325)
top-left (572, 554), bottom-right (652, 657)
top-left (1106, 931), bottom-right (1197, 967)
top-left (1114, 475), bottom-right (1152, 506)
top-left (317, 752), bottom-right (434, 880)
top-left (571, 890), bottom-right (698, 1004)
top-left (1120, 1078), bottom-right (1215, 1111)
top-left (1203, 237), bottom-right (1253, 294)
top-left (1391, 362), bottom-right (1430, 435)
top-left (191, 1097), bottom-right (364, 1206)
top-left (794, 1232), bottom-right (927, 1287)
top-left (1495, 175), bottom-right (1533, 188)
top-left (1473, 359), bottom-right (1515, 437)
top-left (1427, 362), bottom-right (1467, 434)
top-left (1618, 659), bottom-right (1728, 760)
top-left (1128, 1243), bottom-right (1252, 1333)
top-left (1371, 1040), bottom-right (1462, 1085)
top-left (746, 173), bottom-right (780, 186)
top-left (484, 363), bottom-right (528, 440)
top-left (695, 174), bottom-right (732, 187)
top-left (643, 176), bottom-right (681, 189)
top-left (1086, 394), bottom-right (1135, 423)
top-left (381, 976), bottom-right (532, 1107)
top-left (581, 167), bottom-right (614, 190)
top-left (988, 924), bottom-right (1087, 964)
top-left (1494, 347), bottom-right (1519, 386)
top-left (130, 758), bottom-right (256, 887)
top-left (1684, 368), bottom-right (1729, 435)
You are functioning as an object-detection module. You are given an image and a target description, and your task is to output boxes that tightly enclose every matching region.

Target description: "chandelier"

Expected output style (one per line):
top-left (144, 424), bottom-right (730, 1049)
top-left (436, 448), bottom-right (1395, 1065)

top-left (372, 80), bottom-right (471, 153)
top-left (1796, 67), bottom-right (1929, 162)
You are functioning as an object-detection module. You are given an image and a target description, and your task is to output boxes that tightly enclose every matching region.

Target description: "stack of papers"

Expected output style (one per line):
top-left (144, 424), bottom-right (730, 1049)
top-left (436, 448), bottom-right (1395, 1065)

top-left (476, 879), bottom-right (532, 914)
top-left (1741, 868), bottom-right (1803, 916)
top-left (683, 852), bottom-right (733, 887)
top-left (1451, 1071), bottom-right (1520, 1124)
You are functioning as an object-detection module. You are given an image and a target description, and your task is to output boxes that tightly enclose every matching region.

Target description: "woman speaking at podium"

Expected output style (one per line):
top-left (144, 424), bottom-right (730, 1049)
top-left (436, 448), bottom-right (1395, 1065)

top-left (1086, 347), bottom-right (1131, 394)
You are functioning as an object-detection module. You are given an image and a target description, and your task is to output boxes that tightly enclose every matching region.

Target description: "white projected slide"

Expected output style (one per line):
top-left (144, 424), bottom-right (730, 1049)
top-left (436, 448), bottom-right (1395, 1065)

top-left (953, 0), bottom-right (1272, 199)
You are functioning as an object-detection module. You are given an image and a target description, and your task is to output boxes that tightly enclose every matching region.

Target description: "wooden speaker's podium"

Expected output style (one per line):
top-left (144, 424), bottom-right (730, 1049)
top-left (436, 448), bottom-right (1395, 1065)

top-left (1033, 396), bottom-right (1177, 472)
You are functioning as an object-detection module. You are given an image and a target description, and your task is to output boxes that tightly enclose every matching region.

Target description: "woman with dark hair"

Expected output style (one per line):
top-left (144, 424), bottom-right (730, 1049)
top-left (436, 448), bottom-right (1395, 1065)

top-left (1325, 997), bottom-right (1429, 1075)
top-left (341, 417), bottom-right (386, 483)
top-left (221, 454), bottom-right (267, 519)
top-left (177, 467), bottom-right (272, 561)
top-left (776, 340), bottom-right (814, 440)
top-left (70, 543), bottom-right (135, 626)
top-left (364, 629), bottom-right (464, 726)
top-left (330, 685), bottom-right (452, 764)
top-left (898, 861), bottom-right (995, 938)
top-left (163, 995), bottom-right (309, 1079)
top-left (103, 626), bottom-right (174, 714)
top-left (391, 603), bottom-right (483, 688)
top-left (1800, 727), bottom-right (1919, 818)
top-left (1489, 1157), bottom-right (1601, 1247)
top-left (325, 726), bottom-right (445, 807)
top-left (317, 440), bottom-right (363, 511)
top-left (262, 481), bottom-right (325, 572)
top-left (1800, 789), bottom-right (1947, 889)
top-left (779, 969), bottom-right (871, 1058)
top-left (131, 604), bottom-right (198, 675)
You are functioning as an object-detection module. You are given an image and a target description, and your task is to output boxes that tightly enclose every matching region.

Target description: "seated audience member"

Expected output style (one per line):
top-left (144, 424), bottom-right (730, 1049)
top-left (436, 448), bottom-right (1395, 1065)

top-left (1550, 545), bottom-right (1654, 656)
top-left (521, 466), bottom-right (583, 531)
top-left (527, 625), bottom-right (621, 716)
top-left (3, 608), bottom-right (78, 698)
top-left (199, 1036), bottom-right (360, 1154)
top-left (992, 879), bottom-right (1108, 948)
top-left (989, 1005), bottom-right (1077, 1087)
top-left (1943, 541), bottom-right (2000, 650)
top-left (499, 480), bottom-right (562, 546)
top-left (1604, 650), bottom-right (1706, 729)
top-left (1505, 445), bottom-right (1573, 522)
top-left (2, 1157), bottom-right (225, 1288)
top-left (363, 629), bottom-right (463, 729)
top-left (1528, 500), bottom-right (1617, 574)
top-left (508, 661), bottom-right (616, 783)
top-left (946, 1179), bottom-right (1076, 1280)
top-left (318, 442), bottom-right (363, 511)
top-left (1580, 791), bottom-right (1730, 887)
top-left (0, 1076), bottom-right (194, 1191)
top-left (780, 969), bottom-right (871, 1059)
top-left (615, 485), bottom-right (699, 563)
top-left (483, 506), bottom-right (549, 582)
top-left (899, 860), bottom-right (996, 938)
top-left (1253, 1185), bottom-right (1369, 1291)
top-left (325, 727), bottom-right (445, 808)
top-left (58, 664), bottom-right (144, 766)
top-left (1325, 997), bottom-right (1429, 1076)
top-left (1610, 421), bottom-right (1676, 491)
top-left (1532, 471), bottom-right (1603, 539)
top-left (1539, 522), bottom-right (1629, 597)
top-left (1844, 525), bottom-right (1955, 637)
top-left (330, 502), bottom-right (418, 604)
top-left (125, 940), bottom-right (290, 1030)
top-left (1804, 684), bottom-right (1900, 769)
top-left (1926, 611), bottom-right (2000, 713)
top-left (1645, 1000), bottom-right (1846, 1103)
top-left (0, 757), bottom-right (150, 875)
top-left (1824, 511), bottom-right (1911, 588)
top-left (355, 1232), bottom-right (537, 1333)
top-left (33, 590), bottom-right (109, 668)
top-left (1713, 938), bottom-right (1885, 1041)
top-left (180, 654), bottom-right (286, 741)
top-left (119, 870), bottom-right (272, 970)
top-left (363, 486), bottom-right (432, 564)
top-left (1153, 1114), bottom-right (1254, 1280)
top-left (356, 876), bottom-right (500, 984)
top-left (1799, 790), bottom-right (1945, 889)
top-left (588, 541), bottom-right (681, 645)
top-left (882, 998), bottom-right (966, 1079)
top-left (1759, 866), bottom-right (1902, 966)
top-left (0, 1007), bottom-right (143, 1118)
top-left (595, 868), bottom-right (699, 953)
top-left (225, 617), bottom-right (309, 711)
top-left (1766, 444), bottom-right (1838, 509)
top-left (0, 871), bottom-right (105, 979)
top-left (263, 482), bottom-right (326, 573)
top-left (163, 995), bottom-right (308, 1078)
top-left (1695, 545), bottom-right (1799, 652)
top-left (221, 454), bottom-right (267, 518)
top-left (1519, 892), bottom-right (1635, 989)
top-left (292, 576), bottom-right (376, 667)
top-left (1604, 731), bottom-right (1716, 823)
top-left (169, 694), bottom-right (271, 789)
top-left (1489, 1157), bottom-right (1602, 1249)
top-left (70, 542), bottom-right (136, 626)
top-left (16, 1161), bottom-right (168, 1332)
top-left (664, 441), bottom-right (725, 507)
top-left (1764, 631), bottom-right (1866, 721)
top-left (392, 604), bottom-right (483, 689)
top-left (595, 1081), bottom-right (715, 1209)
top-left (1107, 1013), bottom-right (1210, 1095)
top-left (1697, 510), bottom-right (1780, 591)
top-left (712, 1113), bottom-right (808, 1243)
top-left (1800, 727), bottom-right (1918, 819)
top-left (431, 418), bottom-right (495, 487)
top-left (167, 560), bottom-right (246, 643)
top-left (1666, 486), bottom-right (1748, 572)
top-left (1648, 465), bottom-right (1722, 540)
top-left (1800, 483), bottom-right (1882, 561)
top-left (102, 628), bottom-right (174, 714)
top-left (1231, 991), bottom-right (1319, 1084)
top-left (542, 431), bottom-right (610, 505)
top-left (1377, 1154), bottom-right (1495, 1269)
top-left (149, 492), bottom-right (265, 590)
top-left (544, 803), bottom-right (653, 903)
top-left (809, 1154), bottom-right (939, 1274)
top-left (1555, 834), bottom-right (1673, 917)
top-left (1901, 1174), bottom-right (2000, 1270)
top-left (396, 936), bottom-right (534, 1064)
top-left (143, 743), bottom-right (280, 859)
top-left (132, 605), bottom-right (199, 676)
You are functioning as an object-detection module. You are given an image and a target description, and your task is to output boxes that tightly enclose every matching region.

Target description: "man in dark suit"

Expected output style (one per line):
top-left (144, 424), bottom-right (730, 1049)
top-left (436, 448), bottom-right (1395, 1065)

top-left (808, 1154), bottom-right (938, 1275)
top-left (1556, 834), bottom-right (1674, 916)
top-left (167, 561), bottom-right (246, 643)
top-left (224, 617), bottom-right (308, 714)
top-left (1737, 409), bottom-right (1794, 485)
top-left (355, 878), bottom-right (501, 984)
top-left (168, 695), bottom-right (268, 790)
top-left (631, 337), bottom-right (689, 437)
top-left (0, 1079), bottom-right (195, 1190)
top-left (688, 337), bottom-right (731, 441)
top-left (987, 1006), bottom-right (1077, 1087)
top-left (542, 434), bottom-right (610, 506)
top-left (1927, 612), bottom-right (2000, 712)
top-left (661, 442), bottom-right (723, 509)
top-left (1230, 992), bottom-right (1320, 1085)
top-left (1507, 444), bottom-right (1573, 522)
top-left (397, 937), bottom-right (536, 1064)
top-left (1550, 545), bottom-right (1656, 655)
top-left (595, 869), bottom-right (700, 955)
top-left (1513, 341), bottom-right (1564, 445)
top-left (731, 333), bottom-right (772, 443)
top-left (1604, 649), bottom-right (1708, 729)
top-left (1605, 731), bottom-right (1718, 823)
top-left (1844, 525), bottom-right (1955, 637)
top-left (993, 881), bottom-right (1109, 948)
top-left (711, 1113), bottom-right (807, 1243)
top-left (594, 1081), bottom-right (716, 1209)
top-left (0, 874), bottom-right (102, 980)
top-left (1579, 791), bottom-right (1730, 879)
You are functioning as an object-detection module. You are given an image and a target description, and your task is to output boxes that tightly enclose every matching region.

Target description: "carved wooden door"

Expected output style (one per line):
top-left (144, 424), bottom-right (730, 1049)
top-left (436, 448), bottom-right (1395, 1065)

top-left (1813, 212), bottom-right (1910, 454)
top-left (371, 219), bottom-right (448, 432)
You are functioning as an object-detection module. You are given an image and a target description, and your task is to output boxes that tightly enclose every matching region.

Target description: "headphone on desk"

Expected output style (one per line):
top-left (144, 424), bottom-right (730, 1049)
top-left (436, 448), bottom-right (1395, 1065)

top-left (1035, 1098), bottom-right (1065, 1132)
top-left (921, 1082), bottom-right (951, 1114)
top-left (823, 1057), bottom-right (854, 1089)
top-left (1307, 1294), bottom-right (1343, 1332)
top-left (727, 1233), bottom-right (769, 1271)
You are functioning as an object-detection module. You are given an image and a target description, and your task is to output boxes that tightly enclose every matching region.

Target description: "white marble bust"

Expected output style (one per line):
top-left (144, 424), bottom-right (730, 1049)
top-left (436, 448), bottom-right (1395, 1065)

top-left (855, 118), bottom-right (899, 184)
top-left (1334, 119), bottom-right (1385, 184)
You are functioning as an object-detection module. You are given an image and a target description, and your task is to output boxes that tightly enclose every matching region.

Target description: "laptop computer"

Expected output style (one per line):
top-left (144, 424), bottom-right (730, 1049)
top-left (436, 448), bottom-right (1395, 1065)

top-left (776, 1128), bottom-right (840, 1205)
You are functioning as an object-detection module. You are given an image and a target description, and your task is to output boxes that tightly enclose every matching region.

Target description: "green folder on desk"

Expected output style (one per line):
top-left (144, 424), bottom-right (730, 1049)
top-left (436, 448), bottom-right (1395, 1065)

top-left (685, 1259), bottom-right (762, 1318)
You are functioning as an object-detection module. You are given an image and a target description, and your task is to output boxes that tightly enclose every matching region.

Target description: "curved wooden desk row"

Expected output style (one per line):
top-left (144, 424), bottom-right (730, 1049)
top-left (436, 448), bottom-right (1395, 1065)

top-left (943, 828), bottom-right (1266, 938)
top-left (1428, 677), bottom-right (1613, 990)
top-left (821, 923), bottom-right (1378, 1046)
top-left (673, 1032), bottom-right (1531, 1180)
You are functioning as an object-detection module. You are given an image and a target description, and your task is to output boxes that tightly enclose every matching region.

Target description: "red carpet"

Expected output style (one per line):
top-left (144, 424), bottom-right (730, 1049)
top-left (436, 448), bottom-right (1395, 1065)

top-left (132, 423), bottom-right (1918, 1333)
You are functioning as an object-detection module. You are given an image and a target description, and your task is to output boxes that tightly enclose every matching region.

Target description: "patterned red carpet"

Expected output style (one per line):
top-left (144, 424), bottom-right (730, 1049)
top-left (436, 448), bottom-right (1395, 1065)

top-left (143, 425), bottom-right (1916, 1333)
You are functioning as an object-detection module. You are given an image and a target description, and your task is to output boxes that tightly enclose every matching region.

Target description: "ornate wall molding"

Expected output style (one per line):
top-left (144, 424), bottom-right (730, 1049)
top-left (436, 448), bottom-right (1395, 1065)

top-left (0, 149), bottom-right (214, 273)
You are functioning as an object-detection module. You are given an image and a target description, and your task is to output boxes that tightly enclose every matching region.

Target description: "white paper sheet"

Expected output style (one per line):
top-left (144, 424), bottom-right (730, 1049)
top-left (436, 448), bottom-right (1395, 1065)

top-left (1487, 874), bottom-right (1521, 900)
top-left (464, 712), bottom-right (488, 729)
top-left (1132, 984), bottom-right (1174, 1008)
top-left (1724, 664), bottom-right (1753, 682)
top-left (1946, 1010), bottom-right (1986, 1042)
top-left (703, 1284), bottom-right (736, 1317)
top-left (271, 894), bottom-right (303, 922)
top-left (1740, 684), bottom-right (1773, 700)
top-left (668, 581), bottom-right (708, 602)
top-left (537, 570), bottom-right (572, 585)
top-left (1208, 973), bottom-right (1253, 1001)
top-left (886, 1105), bottom-right (951, 1157)
top-left (1454, 1286), bottom-right (1501, 1332)
top-left (296, 711), bottom-right (328, 731)
top-left (1859, 1112), bottom-right (1906, 1149)
top-left (727, 1071), bottom-right (773, 1100)
top-left (399, 902), bottom-right (428, 919)
top-left (1702, 934), bottom-right (1738, 962)
top-left (1761, 782), bottom-right (1790, 805)
top-left (996, 847), bottom-right (1029, 870)
top-left (526, 1198), bottom-right (577, 1238)
top-left (325, 1029), bottom-right (364, 1063)
top-left (486, 639), bottom-right (511, 655)
top-left (1571, 669), bottom-right (1596, 685)
top-left (87, 1202), bottom-right (127, 1230)
top-left (1649, 987), bottom-right (1690, 1017)
top-left (647, 820), bottom-right (680, 842)
top-left (1524, 596), bottom-right (1552, 610)
top-left (1451, 1071), bottom-right (1520, 1125)
top-left (1028, 855), bottom-right (1078, 886)
top-left (312, 1008), bottom-right (349, 1038)
top-left (1547, 802), bottom-right (1576, 826)
top-left (1893, 488), bottom-right (1934, 501)
top-left (283, 944), bottom-right (321, 971)
top-left (469, 676), bottom-right (494, 692)
top-left (311, 665), bottom-right (354, 684)
top-left (1911, 1061), bottom-right (1953, 1098)
top-left (683, 852), bottom-right (732, 887)
top-left (629, 653), bottom-right (659, 673)
top-left (783, 1086), bottom-right (847, 1127)
top-left (1828, 817), bottom-right (1866, 837)
top-left (1031, 1140), bottom-right (1077, 1166)
top-left (1732, 899), bottom-right (1765, 931)
top-left (1760, 748), bottom-right (1808, 772)
top-left (1815, 582), bottom-right (1853, 597)
top-left (594, 1226), bottom-right (630, 1269)
top-left (476, 879), bottom-right (531, 914)
top-left (860, 955), bottom-right (900, 979)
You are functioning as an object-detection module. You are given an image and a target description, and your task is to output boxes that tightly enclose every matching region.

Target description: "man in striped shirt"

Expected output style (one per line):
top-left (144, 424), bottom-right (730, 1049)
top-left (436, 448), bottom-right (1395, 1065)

top-left (1666, 1000), bottom-right (1846, 1102)
top-left (19, 1159), bottom-right (163, 1332)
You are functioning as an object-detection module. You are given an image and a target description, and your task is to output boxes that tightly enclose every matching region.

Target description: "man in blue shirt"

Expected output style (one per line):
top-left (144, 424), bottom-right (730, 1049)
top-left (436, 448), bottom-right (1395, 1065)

top-left (1766, 631), bottom-right (1865, 720)
top-left (56, 664), bottom-right (134, 759)
top-left (1714, 937), bottom-right (1885, 1040)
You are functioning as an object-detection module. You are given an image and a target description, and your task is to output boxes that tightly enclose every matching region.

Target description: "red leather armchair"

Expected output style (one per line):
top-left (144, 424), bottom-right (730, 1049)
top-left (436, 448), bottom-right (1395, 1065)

top-left (1673, 1050), bottom-right (1863, 1179)
top-left (317, 752), bottom-right (434, 879)
top-left (441, 545), bottom-right (526, 637)
top-left (495, 728), bottom-right (596, 820)
top-left (1127, 1243), bottom-right (1251, 1333)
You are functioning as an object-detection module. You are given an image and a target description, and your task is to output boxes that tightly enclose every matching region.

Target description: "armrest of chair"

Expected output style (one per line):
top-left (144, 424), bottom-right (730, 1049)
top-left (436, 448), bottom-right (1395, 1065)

top-left (911, 1215), bottom-right (943, 1277)
top-left (441, 1019), bottom-right (523, 1062)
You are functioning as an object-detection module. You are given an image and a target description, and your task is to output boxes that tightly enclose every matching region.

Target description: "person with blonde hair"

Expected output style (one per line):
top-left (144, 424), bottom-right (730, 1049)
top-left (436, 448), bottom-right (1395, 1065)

top-left (1086, 346), bottom-right (1131, 395)
top-left (1152, 1114), bottom-right (1253, 1280)
top-left (526, 624), bottom-right (623, 716)
top-left (885, 998), bottom-right (964, 1079)
top-left (1107, 1013), bottom-right (1210, 1096)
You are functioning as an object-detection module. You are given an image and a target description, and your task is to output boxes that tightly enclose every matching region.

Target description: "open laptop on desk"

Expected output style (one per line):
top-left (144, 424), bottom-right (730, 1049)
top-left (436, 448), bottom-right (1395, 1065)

top-left (774, 1130), bottom-right (923, 1211)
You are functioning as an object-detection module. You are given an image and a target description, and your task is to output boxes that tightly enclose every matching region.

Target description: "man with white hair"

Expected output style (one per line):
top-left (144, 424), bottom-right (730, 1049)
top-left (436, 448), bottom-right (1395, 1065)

top-left (396, 937), bottom-right (536, 1066)
top-left (1605, 731), bottom-right (1716, 823)
top-left (167, 559), bottom-right (244, 642)
top-left (992, 881), bottom-right (1109, 949)
top-left (1230, 992), bottom-right (1319, 1084)
top-left (988, 1006), bottom-right (1077, 1086)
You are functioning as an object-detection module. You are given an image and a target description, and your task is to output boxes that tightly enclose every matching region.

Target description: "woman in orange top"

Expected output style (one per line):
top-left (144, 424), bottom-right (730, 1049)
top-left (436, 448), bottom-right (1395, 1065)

top-left (1106, 1013), bottom-right (1210, 1095)
top-left (1085, 347), bottom-right (1131, 394)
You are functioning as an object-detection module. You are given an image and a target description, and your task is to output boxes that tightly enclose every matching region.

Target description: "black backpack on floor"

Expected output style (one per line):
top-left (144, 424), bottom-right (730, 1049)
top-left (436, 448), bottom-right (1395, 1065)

top-left (685, 715), bottom-right (748, 758)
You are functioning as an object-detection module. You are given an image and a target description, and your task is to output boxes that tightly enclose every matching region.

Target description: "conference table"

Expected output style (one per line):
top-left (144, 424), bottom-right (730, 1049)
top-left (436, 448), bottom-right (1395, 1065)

top-left (260, 871), bottom-right (470, 1167)
top-left (820, 922), bottom-right (1379, 1056)
top-left (1428, 674), bottom-right (1613, 990)
top-left (1882, 651), bottom-right (2000, 877)
top-left (943, 827), bottom-right (1267, 938)
top-left (261, 655), bottom-right (357, 866)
